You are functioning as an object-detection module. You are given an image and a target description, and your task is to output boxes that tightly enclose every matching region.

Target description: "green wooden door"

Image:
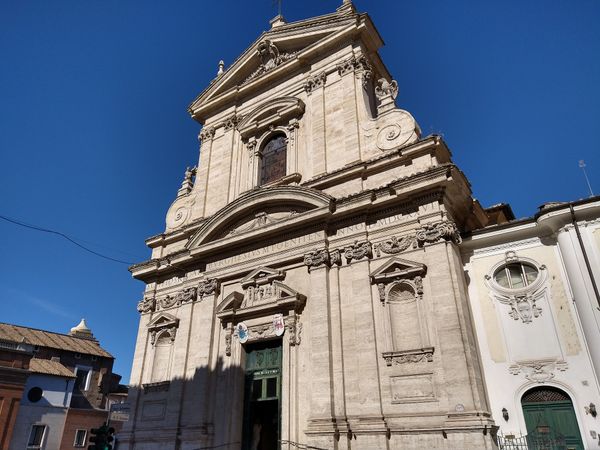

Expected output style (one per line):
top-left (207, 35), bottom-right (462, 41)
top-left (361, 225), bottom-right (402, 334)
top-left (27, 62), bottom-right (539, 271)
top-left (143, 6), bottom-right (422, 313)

top-left (242, 340), bottom-right (282, 450)
top-left (522, 388), bottom-right (584, 450)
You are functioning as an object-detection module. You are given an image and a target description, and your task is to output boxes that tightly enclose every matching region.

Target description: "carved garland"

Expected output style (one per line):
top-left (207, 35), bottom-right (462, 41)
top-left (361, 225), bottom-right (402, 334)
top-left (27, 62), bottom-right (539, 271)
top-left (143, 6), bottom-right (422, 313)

top-left (137, 278), bottom-right (219, 314)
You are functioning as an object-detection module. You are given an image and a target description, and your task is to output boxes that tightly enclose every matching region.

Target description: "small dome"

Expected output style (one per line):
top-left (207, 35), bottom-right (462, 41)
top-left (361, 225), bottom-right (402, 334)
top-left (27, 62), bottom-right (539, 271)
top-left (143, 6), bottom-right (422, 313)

top-left (69, 318), bottom-right (94, 339)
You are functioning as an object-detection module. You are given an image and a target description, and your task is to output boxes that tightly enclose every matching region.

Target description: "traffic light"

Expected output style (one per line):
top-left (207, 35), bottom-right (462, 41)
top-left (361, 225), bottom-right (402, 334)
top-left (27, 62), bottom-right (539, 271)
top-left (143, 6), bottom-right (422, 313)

top-left (88, 424), bottom-right (115, 450)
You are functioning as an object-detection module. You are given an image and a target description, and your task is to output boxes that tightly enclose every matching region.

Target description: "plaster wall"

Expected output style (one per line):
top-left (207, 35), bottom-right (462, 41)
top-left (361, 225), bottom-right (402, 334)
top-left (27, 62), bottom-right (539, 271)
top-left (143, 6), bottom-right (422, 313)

top-left (465, 238), bottom-right (600, 448)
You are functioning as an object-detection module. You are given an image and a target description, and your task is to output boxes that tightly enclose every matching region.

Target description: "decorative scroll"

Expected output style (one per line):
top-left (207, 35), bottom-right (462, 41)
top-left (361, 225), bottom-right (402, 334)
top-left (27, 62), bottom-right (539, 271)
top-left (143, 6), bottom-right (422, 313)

top-left (198, 126), bottom-right (215, 143)
top-left (303, 248), bottom-right (330, 270)
top-left (159, 287), bottom-right (197, 309)
top-left (223, 114), bottom-right (240, 131)
top-left (374, 235), bottom-right (415, 257)
top-left (336, 55), bottom-right (372, 86)
top-left (137, 297), bottom-right (156, 314)
top-left (382, 347), bottom-right (434, 366)
top-left (343, 240), bottom-right (373, 263)
top-left (137, 279), bottom-right (218, 314)
top-left (509, 359), bottom-right (568, 383)
top-left (242, 40), bottom-right (295, 85)
top-left (304, 72), bottom-right (327, 94)
top-left (198, 278), bottom-right (219, 299)
top-left (415, 220), bottom-right (461, 245)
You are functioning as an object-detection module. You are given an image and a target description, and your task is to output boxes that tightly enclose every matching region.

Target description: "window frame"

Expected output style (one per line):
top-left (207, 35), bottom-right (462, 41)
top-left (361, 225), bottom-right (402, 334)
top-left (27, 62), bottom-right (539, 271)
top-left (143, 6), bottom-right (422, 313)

top-left (258, 133), bottom-right (288, 186)
top-left (26, 424), bottom-right (47, 450)
top-left (73, 429), bottom-right (87, 447)
top-left (486, 254), bottom-right (547, 297)
top-left (74, 365), bottom-right (92, 392)
top-left (493, 261), bottom-right (539, 290)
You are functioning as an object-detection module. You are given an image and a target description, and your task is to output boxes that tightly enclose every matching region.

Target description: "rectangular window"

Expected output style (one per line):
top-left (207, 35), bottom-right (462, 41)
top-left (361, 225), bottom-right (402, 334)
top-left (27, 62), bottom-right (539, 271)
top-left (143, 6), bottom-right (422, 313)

top-left (74, 366), bottom-right (91, 391)
top-left (27, 424), bottom-right (46, 449)
top-left (73, 429), bottom-right (87, 447)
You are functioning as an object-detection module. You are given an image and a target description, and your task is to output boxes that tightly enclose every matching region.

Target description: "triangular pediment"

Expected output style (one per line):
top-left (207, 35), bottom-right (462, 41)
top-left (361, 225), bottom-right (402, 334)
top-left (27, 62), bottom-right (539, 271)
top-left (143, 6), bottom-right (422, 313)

top-left (241, 267), bottom-right (285, 288)
top-left (370, 257), bottom-right (427, 284)
top-left (188, 9), bottom-right (387, 122)
top-left (147, 312), bottom-right (179, 331)
top-left (216, 292), bottom-right (244, 314)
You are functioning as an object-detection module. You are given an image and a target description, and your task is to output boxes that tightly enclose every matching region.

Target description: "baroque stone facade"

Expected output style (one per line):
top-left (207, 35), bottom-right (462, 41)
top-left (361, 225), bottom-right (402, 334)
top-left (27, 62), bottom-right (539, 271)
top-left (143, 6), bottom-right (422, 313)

top-left (116, 3), bottom-right (600, 450)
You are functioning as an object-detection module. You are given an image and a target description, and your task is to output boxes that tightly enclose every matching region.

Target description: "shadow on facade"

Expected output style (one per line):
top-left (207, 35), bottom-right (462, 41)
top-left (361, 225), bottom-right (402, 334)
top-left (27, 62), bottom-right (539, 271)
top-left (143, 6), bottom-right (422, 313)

top-left (122, 356), bottom-right (252, 450)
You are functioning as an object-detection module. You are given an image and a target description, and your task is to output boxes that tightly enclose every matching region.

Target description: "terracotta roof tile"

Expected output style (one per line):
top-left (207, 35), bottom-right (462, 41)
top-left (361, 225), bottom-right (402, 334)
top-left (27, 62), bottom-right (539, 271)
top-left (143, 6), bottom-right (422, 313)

top-left (29, 358), bottom-right (75, 378)
top-left (0, 323), bottom-right (113, 358)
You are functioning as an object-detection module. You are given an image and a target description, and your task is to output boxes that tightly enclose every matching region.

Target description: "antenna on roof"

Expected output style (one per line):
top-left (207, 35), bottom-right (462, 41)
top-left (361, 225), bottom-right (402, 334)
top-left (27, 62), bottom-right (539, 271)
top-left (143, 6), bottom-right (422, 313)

top-left (579, 160), bottom-right (595, 197)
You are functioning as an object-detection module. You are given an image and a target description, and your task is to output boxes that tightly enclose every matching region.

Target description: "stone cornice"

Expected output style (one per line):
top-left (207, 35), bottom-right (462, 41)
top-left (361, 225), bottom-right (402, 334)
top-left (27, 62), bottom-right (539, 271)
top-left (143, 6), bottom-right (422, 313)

top-left (130, 164), bottom-right (462, 280)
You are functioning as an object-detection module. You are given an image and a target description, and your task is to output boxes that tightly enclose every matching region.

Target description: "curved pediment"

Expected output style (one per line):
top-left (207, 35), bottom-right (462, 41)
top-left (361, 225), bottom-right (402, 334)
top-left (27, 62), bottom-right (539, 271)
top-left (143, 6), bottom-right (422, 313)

top-left (186, 186), bottom-right (333, 251)
top-left (237, 97), bottom-right (305, 139)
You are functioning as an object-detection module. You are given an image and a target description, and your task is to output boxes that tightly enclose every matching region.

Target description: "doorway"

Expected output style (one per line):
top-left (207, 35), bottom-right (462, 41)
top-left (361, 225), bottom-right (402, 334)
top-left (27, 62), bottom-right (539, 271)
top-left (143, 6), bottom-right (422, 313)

top-left (242, 339), bottom-right (282, 450)
top-left (521, 386), bottom-right (584, 450)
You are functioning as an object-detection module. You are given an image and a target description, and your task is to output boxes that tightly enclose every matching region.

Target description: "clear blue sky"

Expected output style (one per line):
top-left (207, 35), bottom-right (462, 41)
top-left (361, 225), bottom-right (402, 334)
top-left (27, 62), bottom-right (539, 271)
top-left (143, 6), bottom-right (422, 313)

top-left (1, 1), bottom-right (598, 383)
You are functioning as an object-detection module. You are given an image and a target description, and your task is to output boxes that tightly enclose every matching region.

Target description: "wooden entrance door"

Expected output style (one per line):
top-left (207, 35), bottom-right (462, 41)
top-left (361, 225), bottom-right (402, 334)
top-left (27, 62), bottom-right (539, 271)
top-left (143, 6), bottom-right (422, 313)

top-left (242, 340), bottom-right (282, 450)
top-left (522, 387), bottom-right (584, 450)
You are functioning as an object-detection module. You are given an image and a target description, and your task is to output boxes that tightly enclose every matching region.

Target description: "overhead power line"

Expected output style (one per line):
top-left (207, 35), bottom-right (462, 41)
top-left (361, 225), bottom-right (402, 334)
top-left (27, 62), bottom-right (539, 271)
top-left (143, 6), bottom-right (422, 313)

top-left (0, 214), bottom-right (136, 265)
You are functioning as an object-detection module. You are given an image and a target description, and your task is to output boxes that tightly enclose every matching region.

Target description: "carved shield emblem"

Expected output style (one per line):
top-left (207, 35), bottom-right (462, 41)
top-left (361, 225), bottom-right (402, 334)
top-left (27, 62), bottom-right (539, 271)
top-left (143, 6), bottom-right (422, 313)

top-left (237, 322), bottom-right (249, 343)
top-left (273, 313), bottom-right (285, 337)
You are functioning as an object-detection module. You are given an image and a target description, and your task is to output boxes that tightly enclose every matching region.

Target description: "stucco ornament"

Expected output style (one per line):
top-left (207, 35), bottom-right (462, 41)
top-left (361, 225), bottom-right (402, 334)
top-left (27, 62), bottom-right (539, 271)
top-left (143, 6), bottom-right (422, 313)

top-left (509, 359), bottom-right (568, 383)
top-left (375, 78), bottom-right (398, 100)
top-left (303, 248), bottom-right (330, 270)
top-left (343, 240), bottom-right (373, 263)
top-left (415, 220), bottom-right (462, 245)
top-left (485, 253), bottom-right (547, 324)
top-left (137, 296), bottom-right (156, 313)
top-left (508, 294), bottom-right (542, 323)
top-left (374, 235), bottom-right (416, 256)
top-left (243, 40), bottom-right (295, 84)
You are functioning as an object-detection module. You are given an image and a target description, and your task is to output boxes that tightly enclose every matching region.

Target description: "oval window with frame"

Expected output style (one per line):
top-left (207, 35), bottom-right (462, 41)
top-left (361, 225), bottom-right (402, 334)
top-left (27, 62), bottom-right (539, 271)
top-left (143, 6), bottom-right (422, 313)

top-left (494, 262), bottom-right (539, 289)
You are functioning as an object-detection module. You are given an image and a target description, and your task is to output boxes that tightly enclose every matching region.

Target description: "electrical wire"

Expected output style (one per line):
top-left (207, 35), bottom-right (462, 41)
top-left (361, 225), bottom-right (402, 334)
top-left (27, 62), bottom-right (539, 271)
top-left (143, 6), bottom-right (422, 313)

top-left (0, 214), bottom-right (136, 265)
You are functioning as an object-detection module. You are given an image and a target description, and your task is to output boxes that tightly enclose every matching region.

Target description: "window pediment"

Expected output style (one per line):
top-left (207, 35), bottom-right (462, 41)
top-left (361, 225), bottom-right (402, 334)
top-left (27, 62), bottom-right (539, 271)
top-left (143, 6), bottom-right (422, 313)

top-left (370, 257), bottom-right (427, 284)
top-left (238, 97), bottom-right (305, 139)
top-left (217, 267), bottom-right (305, 324)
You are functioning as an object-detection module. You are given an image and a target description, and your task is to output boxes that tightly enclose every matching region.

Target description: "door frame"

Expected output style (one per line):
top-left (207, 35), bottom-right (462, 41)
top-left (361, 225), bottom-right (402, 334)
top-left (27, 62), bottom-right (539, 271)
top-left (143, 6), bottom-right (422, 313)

top-left (516, 382), bottom-right (585, 446)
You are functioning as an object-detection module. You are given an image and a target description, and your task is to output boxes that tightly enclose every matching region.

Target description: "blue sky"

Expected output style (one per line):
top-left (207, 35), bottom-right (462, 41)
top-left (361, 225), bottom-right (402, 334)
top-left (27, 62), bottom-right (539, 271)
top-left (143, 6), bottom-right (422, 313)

top-left (1, 0), bottom-right (598, 382)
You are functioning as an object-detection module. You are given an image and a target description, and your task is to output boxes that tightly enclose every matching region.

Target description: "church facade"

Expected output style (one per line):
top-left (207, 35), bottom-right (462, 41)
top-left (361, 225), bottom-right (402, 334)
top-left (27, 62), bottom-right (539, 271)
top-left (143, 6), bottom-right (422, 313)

top-left (121, 2), bottom-right (600, 449)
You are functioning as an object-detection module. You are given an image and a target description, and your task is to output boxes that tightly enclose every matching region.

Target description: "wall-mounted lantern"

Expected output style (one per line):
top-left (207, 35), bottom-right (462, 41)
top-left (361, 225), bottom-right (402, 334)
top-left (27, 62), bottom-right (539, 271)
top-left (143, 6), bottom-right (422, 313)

top-left (502, 408), bottom-right (509, 421)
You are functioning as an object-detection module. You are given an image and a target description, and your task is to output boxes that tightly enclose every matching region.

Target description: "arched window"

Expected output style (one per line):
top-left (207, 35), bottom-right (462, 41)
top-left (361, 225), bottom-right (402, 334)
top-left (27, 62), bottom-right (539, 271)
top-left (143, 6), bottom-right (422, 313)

top-left (260, 134), bottom-right (287, 185)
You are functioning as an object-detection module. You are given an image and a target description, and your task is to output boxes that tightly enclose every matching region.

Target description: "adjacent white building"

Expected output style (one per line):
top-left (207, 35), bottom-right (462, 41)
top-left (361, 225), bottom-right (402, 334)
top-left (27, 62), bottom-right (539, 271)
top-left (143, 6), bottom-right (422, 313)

top-left (462, 199), bottom-right (600, 448)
